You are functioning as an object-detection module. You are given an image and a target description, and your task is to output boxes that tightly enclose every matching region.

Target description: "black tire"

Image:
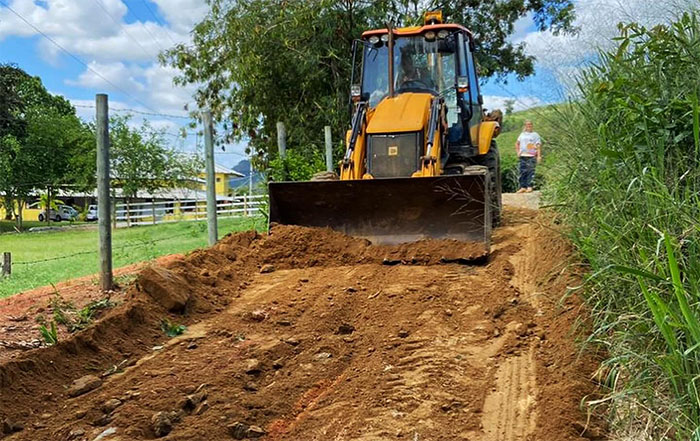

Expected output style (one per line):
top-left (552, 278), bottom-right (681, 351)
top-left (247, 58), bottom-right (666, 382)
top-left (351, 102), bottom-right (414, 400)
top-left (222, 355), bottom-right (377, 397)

top-left (38, 214), bottom-right (44, 222)
top-left (476, 141), bottom-right (502, 227)
top-left (55, 215), bottom-right (61, 222)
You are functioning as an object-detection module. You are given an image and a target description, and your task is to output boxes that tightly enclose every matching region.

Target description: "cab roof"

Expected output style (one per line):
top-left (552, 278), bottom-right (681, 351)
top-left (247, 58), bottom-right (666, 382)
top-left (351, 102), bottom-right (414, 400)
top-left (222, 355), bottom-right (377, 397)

top-left (362, 24), bottom-right (473, 39)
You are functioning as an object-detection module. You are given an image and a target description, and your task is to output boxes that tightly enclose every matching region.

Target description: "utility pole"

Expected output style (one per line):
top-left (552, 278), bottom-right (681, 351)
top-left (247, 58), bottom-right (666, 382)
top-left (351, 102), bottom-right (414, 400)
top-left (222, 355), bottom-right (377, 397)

top-left (203, 110), bottom-right (218, 246)
top-left (96, 94), bottom-right (113, 291)
top-left (324, 126), bottom-right (333, 172)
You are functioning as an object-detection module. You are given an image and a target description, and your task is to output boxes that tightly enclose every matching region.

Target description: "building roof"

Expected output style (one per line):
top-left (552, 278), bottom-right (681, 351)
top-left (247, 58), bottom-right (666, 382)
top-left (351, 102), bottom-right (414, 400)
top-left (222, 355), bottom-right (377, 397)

top-left (202, 163), bottom-right (245, 177)
top-left (54, 187), bottom-right (236, 202)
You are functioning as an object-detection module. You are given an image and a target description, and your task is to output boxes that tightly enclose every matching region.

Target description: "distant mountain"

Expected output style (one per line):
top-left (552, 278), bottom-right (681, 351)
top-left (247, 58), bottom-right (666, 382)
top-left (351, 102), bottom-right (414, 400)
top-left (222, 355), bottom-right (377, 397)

top-left (233, 159), bottom-right (252, 176)
top-left (229, 159), bottom-right (264, 192)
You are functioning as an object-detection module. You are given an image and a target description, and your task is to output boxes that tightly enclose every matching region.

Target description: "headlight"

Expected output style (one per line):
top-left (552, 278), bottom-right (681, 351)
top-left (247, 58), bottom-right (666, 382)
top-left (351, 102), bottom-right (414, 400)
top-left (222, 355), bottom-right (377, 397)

top-left (437, 30), bottom-right (449, 39)
top-left (368, 35), bottom-right (380, 45)
top-left (380, 34), bottom-right (389, 42)
top-left (425, 31), bottom-right (436, 41)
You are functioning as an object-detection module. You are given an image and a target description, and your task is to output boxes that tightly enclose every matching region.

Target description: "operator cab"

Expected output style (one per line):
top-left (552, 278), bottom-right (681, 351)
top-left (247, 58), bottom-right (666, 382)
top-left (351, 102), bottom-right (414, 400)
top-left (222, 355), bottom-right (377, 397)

top-left (350, 13), bottom-right (483, 153)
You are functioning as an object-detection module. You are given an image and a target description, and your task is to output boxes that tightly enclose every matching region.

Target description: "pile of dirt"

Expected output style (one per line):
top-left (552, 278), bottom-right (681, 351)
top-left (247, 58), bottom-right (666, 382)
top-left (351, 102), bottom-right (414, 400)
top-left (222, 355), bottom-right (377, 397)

top-left (0, 218), bottom-right (604, 441)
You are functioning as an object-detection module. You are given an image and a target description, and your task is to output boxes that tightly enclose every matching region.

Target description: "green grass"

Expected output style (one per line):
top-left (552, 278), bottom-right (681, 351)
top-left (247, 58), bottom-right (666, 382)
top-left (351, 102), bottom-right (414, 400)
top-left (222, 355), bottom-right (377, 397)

top-left (0, 216), bottom-right (264, 298)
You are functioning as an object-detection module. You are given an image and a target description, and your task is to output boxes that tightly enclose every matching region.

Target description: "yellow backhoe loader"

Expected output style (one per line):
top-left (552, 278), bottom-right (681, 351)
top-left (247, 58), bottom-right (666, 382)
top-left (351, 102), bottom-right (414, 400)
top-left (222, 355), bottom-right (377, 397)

top-left (269, 11), bottom-right (501, 252)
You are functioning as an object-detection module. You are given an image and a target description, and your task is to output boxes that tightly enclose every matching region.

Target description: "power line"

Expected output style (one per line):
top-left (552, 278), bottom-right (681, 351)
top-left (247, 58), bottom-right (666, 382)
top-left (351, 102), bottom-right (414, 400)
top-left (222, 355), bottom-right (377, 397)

top-left (0, 0), bottom-right (162, 115)
top-left (90, 0), bottom-right (157, 59)
top-left (138, 0), bottom-right (179, 47)
top-left (123, 1), bottom-right (168, 53)
top-left (72, 104), bottom-right (191, 120)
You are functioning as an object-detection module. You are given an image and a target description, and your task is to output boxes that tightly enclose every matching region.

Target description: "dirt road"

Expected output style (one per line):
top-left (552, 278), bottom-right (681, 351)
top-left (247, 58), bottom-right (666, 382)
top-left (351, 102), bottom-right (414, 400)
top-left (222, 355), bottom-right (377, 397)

top-left (0, 205), bottom-right (604, 441)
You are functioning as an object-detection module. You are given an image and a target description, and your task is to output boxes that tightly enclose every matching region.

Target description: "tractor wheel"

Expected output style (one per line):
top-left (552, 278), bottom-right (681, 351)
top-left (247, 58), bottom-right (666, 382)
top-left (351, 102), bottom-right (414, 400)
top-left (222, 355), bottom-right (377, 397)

top-left (477, 141), bottom-right (502, 228)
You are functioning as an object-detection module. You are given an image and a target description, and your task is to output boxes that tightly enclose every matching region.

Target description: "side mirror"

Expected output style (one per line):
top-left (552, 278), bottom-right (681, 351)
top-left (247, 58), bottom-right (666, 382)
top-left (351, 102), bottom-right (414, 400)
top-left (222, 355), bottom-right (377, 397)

top-left (457, 76), bottom-right (469, 93)
top-left (351, 84), bottom-right (362, 102)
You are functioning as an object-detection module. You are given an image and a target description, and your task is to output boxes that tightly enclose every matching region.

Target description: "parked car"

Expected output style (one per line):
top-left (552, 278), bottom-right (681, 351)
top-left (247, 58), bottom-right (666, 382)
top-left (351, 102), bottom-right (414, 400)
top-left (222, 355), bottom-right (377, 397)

top-left (86, 204), bottom-right (98, 221)
top-left (38, 204), bottom-right (79, 222)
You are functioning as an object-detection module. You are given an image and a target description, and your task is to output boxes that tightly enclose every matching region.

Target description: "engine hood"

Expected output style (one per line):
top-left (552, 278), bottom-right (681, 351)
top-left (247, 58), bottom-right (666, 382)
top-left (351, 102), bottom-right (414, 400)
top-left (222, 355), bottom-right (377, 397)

top-left (366, 93), bottom-right (432, 134)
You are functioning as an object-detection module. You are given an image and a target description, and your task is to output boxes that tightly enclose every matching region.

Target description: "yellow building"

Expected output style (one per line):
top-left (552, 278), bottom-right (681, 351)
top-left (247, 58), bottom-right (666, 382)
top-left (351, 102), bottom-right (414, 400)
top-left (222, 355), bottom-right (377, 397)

top-left (198, 164), bottom-right (245, 197)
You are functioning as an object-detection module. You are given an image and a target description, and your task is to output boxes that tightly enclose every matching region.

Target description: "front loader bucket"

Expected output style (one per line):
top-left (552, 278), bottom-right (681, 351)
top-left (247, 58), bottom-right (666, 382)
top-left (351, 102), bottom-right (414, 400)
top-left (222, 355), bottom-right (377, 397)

top-left (268, 169), bottom-right (491, 252)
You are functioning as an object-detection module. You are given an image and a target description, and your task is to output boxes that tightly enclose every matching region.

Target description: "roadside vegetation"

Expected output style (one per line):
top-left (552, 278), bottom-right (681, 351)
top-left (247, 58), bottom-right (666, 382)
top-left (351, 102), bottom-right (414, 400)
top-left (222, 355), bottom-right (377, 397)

top-left (545, 12), bottom-right (700, 439)
top-left (0, 216), bottom-right (262, 298)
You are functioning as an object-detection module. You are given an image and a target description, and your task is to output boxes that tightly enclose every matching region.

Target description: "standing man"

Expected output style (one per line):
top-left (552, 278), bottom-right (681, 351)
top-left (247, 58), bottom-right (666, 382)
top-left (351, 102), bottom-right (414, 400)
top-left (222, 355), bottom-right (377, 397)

top-left (515, 120), bottom-right (542, 193)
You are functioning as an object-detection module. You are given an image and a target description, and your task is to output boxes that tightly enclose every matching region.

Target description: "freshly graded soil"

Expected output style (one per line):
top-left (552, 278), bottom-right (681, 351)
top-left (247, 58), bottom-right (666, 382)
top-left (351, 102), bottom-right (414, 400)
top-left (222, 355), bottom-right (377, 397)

top-left (0, 209), bottom-right (605, 441)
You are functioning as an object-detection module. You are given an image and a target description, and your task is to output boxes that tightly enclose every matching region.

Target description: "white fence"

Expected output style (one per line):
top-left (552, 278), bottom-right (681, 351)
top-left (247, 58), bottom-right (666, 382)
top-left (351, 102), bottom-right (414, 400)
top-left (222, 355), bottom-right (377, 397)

top-left (114, 194), bottom-right (266, 227)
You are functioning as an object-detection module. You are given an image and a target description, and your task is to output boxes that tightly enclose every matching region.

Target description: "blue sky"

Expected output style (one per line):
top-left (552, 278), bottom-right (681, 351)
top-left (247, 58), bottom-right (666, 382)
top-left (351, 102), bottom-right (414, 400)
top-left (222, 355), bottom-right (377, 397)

top-left (0, 0), bottom-right (687, 168)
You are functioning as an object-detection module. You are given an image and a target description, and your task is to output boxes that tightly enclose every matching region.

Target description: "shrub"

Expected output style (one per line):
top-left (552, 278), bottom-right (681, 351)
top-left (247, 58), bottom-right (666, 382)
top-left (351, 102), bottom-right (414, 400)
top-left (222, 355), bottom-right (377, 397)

top-left (545, 12), bottom-right (700, 439)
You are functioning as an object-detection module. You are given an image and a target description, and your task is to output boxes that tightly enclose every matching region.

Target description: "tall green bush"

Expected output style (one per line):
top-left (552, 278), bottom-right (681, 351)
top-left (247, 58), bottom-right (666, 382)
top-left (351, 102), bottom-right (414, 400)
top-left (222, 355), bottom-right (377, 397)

top-left (545, 13), bottom-right (700, 439)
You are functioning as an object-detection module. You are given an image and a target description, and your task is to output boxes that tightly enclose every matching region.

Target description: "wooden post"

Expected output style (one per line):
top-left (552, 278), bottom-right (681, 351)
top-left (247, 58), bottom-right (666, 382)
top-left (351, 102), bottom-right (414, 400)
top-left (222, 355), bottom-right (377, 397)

top-left (111, 188), bottom-right (117, 230)
top-left (96, 94), bottom-right (113, 291)
top-left (277, 121), bottom-right (287, 180)
top-left (324, 126), bottom-right (333, 172)
top-left (152, 198), bottom-right (157, 225)
top-left (203, 110), bottom-right (218, 246)
top-left (2, 252), bottom-right (10, 277)
top-left (46, 185), bottom-right (51, 225)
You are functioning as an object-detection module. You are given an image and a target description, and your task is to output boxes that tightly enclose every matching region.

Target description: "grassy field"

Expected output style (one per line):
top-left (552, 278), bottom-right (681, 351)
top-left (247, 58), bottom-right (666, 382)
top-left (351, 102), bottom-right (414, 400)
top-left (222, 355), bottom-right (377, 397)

top-left (0, 216), bottom-right (264, 298)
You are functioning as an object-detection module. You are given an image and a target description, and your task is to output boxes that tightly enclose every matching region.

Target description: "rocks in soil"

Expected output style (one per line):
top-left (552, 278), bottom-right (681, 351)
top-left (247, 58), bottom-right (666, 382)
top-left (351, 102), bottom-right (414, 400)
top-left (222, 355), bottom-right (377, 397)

top-left (246, 310), bottom-right (267, 322)
top-left (151, 411), bottom-right (177, 438)
top-left (182, 389), bottom-right (208, 411)
top-left (92, 427), bottom-right (117, 441)
top-left (282, 337), bottom-right (300, 346)
top-left (194, 401), bottom-right (209, 415)
top-left (67, 375), bottom-right (103, 398)
top-left (228, 422), bottom-right (248, 439)
top-left (102, 398), bottom-right (122, 413)
top-left (67, 428), bottom-right (85, 440)
top-left (244, 358), bottom-right (262, 374)
top-left (247, 426), bottom-right (266, 438)
top-left (397, 329), bottom-right (410, 338)
top-left (337, 323), bottom-right (355, 335)
top-left (2, 417), bottom-right (23, 434)
top-left (137, 266), bottom-right (191, 313)
top-left (228, 422), bottom-right (266, 439)
top-left (315, 352), bottom-right (332, 360)
top-left (260, 264), bottom-right (275, 274)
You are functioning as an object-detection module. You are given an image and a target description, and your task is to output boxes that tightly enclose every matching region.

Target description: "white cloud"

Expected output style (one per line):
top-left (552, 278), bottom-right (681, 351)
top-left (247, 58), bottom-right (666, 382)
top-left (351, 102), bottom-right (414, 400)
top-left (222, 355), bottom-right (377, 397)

top-left (483, 95), bottom-right (543, 113)
top-left (0, 0), bottom-right (204, 62)
top-left (519, 0), bottom-right (696, 91)
top-left (150, 0), bottom-right (208, 34)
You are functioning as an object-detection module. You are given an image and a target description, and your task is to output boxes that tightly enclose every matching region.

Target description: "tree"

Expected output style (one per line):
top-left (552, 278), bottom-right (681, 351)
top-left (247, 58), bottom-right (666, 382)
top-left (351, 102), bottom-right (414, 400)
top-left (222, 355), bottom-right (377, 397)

top-left (0, 64), bottom-right (88, 228)
top-left (109, 115), bottom-right (203, 203)
top-left (504, 99), bottom-right (516, 116)
top-left (161, 0), bottom-right (575, 179)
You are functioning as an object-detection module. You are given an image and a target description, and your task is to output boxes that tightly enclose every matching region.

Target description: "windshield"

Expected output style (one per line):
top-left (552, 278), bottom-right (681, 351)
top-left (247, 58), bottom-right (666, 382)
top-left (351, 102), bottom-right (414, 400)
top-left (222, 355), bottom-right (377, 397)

top-left (361, 34), bottom-right (457, 107)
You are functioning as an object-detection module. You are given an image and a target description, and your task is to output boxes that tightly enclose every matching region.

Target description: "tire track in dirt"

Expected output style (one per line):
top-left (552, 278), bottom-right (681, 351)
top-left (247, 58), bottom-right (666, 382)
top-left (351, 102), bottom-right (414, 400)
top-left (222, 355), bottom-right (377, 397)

top-left (0, 213), bottom-right (605, 441)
